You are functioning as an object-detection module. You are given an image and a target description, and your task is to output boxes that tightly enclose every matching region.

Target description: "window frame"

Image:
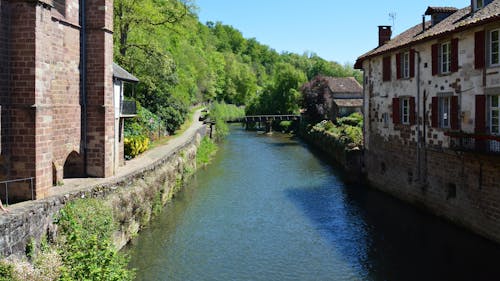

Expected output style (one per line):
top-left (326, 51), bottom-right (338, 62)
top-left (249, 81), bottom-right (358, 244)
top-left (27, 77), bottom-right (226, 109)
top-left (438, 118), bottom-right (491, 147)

top-left (490, 29), bottom-right (500, 67)
top-left (439, 96), bottom-right (452, 129)
top-left (402, 51), bottom-right (410, 78)
top-left (490, 95), bottom-right (500, 135)
top-left (474, 0), bottom-right (484, 11)
top-left (440, 42), bottom-right (451, 74)
top-left (401, 97), bottom-right (410, 125)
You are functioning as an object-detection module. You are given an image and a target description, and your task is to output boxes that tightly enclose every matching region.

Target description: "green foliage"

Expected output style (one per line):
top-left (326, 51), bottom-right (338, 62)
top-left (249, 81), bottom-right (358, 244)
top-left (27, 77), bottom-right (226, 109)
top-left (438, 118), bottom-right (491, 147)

top-left (196, 137), bottom-right (218, 166)
top-left (124, 135), bottom-right (150, 159)
top-left (55, 199), bottom-right (135, 281)
top-left (208, 102), bottom-right (245, 141)
top-left (0, 260), bottom-right (17, 281)
top-left (310, 113), bottom-right (364, 149)
top-left (114, 0), bottom-right (361, 134)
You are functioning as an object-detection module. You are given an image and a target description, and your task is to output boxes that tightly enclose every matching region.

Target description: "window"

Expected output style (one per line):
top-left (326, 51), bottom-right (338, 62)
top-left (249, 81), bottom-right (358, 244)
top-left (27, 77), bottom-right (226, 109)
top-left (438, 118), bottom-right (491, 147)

top-left (392, 97), bottom-right (415, 125)
top-left (401, 97), bottom-right (410, 124)
top-left (440, 42), bottom-right (451, 74)
top-left (402, 52), bottom-right (410, 78)
top-left (491, 95), bottom-right (500, 135)
top-left (439, 96), bottom-right (451, 128)
top-left (432, 39), bottom-right (458, 75)
top-left (490, 29), bottom-right (499, 66)
top-left (474, 0), bottom-right (484, 11)
top-left (431, 95), bottom-right (459, 130)
top-left (383, 56), bottom-right (391, 81)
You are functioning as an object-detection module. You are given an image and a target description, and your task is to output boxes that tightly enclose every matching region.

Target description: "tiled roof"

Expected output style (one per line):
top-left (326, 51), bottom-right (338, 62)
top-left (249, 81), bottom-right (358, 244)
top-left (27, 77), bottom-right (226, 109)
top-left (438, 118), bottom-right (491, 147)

top-left (113, 63), bottom-right (139, 83)
top-left (425, 6), bottom-right (458, 15)
top-left (326, 77), bottom-right (362, 93)
top-left (355, 1), bottom-right (500, 68)
top-left (333, 98), bottom-right (363, 107)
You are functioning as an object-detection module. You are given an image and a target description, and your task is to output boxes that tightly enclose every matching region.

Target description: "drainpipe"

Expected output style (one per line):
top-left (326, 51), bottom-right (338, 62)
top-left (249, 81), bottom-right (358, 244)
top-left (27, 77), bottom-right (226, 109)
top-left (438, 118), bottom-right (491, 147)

top-left (415, 50), bottom-right (422, 183)
top-left (80, 0), bottom-right (87, 175)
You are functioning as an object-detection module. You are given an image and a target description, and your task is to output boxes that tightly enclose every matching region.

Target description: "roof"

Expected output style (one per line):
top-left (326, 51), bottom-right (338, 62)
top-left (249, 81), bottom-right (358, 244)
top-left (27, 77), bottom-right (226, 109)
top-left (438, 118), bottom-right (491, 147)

top-left (113, 63), bottom-right (139, 83)
top-left (333, 98), bottom-right (363, 107)
top-left (355, 1), bottom-right (500, 68)
top-left (326, 77), bottom-right (362, 93)
top-left (425, 6), bottom-right (458, 15)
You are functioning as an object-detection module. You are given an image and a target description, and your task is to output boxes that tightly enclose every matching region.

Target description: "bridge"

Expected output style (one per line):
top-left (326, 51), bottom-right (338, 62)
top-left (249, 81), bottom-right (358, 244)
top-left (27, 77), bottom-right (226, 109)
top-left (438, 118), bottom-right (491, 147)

top-left (227, 114), bottom-right (301, 133)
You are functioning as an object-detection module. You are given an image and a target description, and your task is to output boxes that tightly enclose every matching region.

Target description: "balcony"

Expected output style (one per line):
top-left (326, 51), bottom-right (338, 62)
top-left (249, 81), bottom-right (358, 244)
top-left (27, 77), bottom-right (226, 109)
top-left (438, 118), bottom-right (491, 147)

top-left (445, 132), bottom-right (500, 155)
top-left (121, 100), bottom-right (137, 117)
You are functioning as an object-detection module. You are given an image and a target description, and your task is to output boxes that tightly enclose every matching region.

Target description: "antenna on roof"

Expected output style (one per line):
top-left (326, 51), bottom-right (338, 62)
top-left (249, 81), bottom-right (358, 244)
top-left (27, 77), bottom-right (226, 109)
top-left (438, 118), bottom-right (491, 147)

top-left (389, 12), bottom-right (396, 30)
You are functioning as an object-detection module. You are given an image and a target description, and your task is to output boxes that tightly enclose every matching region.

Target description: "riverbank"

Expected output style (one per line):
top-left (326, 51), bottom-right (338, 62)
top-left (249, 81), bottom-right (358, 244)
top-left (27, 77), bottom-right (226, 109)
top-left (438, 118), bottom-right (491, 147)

top-left (0, 110), bottom-right (207, 258)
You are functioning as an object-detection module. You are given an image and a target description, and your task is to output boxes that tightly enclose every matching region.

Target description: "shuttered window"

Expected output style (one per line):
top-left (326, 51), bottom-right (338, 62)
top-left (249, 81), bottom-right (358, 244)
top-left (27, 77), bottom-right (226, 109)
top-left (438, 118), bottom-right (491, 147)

top-left (490, 95), bottom-right (500, 135)
top-left (432, 40), bottom-right (458, 75)
top-left (475, 95), bottom-right (486, 133)
top-left (392, 97), bottom-right (415, 125)
top-left (475, 30), bottom-right (485, 69)
top-left (383, 56), bottom-right (391, 81)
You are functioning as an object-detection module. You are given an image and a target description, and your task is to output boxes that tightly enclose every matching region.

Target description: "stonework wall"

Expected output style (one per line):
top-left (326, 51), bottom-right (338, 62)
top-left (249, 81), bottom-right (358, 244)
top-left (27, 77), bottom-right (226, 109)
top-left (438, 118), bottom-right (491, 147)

top-left (366, 134), bottom-right (500, 243)
top-left (0, 0), bottom-right (116, 200)
top-left (0, 126), bottom-right (206, 258)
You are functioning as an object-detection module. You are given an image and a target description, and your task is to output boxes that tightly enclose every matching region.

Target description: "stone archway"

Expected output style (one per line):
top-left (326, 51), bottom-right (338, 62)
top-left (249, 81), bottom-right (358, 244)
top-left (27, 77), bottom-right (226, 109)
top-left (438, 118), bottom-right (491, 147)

top-left (63, 151), bottom-right (84, 178)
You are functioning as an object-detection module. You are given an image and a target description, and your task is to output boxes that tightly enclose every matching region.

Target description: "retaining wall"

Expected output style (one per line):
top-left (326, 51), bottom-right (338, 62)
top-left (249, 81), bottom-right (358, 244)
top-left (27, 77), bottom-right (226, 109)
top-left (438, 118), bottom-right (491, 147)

top-left (0, 126), bottom-right (206, 257)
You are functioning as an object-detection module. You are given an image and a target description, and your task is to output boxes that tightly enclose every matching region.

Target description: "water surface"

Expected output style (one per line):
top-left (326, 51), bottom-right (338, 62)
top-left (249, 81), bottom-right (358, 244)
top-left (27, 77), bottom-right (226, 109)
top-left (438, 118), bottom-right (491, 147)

top-left (128, 126), bottom-right (500, 281)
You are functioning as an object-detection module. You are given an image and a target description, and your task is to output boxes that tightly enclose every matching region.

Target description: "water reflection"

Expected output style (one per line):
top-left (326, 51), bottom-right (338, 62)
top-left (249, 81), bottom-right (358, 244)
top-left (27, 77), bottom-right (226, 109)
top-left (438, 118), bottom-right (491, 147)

top-left (128, 126), bottom-right (500, 281)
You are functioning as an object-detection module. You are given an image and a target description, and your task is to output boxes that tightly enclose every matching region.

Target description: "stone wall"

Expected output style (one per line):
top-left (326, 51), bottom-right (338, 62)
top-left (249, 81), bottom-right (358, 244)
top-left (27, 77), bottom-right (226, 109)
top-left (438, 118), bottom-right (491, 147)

top-left (366, 134), bottom-right (500, 243)
top-left (300, 128), bottom-right (363, 183)
top-left (0, 126), bottom-right (206, 258)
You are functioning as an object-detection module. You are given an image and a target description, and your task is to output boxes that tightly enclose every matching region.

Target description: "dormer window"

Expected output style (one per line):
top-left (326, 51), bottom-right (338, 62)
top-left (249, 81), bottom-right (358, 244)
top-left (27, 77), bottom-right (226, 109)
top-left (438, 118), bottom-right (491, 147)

top-left (474, 0), bottom-right (484, 11)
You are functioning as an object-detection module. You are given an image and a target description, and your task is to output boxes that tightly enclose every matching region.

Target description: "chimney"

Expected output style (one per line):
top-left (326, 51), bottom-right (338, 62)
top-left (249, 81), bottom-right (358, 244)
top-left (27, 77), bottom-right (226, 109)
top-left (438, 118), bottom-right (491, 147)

top-left (378, 26), bottom-right (392, 46)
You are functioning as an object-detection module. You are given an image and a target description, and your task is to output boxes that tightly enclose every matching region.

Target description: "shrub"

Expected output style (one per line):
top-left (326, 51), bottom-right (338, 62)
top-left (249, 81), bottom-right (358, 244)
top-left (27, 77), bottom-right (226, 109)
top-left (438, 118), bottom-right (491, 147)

top-left (124, 135), bottom-right (150, 159)
top-left (196, 137), bottom-right (218, 166)
top-left (55, 199), bottom-right (134, 281)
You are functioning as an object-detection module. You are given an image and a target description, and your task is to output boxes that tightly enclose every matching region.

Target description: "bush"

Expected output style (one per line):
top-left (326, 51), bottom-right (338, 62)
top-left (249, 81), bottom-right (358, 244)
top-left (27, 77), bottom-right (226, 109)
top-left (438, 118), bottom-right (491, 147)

top-left (124, 135), bottom-right (150, 159)
top-left (0, 260), bottom-right (17, 281)
top-left (196, 137), bottom-right (217, 166)
top-left (55, 199), bottom-right (134, 281)
top-left (209, 101), bottom-right (245, 141)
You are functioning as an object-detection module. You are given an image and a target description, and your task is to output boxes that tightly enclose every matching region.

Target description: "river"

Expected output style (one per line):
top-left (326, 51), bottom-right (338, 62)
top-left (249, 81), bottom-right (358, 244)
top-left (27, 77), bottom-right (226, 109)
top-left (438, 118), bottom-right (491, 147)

top-left (127, 126), bottom-right (500, 281)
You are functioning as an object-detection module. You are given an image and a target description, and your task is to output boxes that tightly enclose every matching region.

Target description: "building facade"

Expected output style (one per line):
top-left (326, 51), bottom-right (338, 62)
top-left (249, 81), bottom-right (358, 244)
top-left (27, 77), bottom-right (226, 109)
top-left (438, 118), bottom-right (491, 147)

top-left (355, 0), bottom-right (500, 242)
top-left (0, 0), bottom-right (114, 201)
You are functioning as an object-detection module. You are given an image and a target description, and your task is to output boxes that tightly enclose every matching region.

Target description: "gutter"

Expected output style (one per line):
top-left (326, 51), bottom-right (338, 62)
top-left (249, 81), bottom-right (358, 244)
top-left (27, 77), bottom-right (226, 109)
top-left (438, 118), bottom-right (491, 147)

top-left (80, 0), bottom-right (87, 175)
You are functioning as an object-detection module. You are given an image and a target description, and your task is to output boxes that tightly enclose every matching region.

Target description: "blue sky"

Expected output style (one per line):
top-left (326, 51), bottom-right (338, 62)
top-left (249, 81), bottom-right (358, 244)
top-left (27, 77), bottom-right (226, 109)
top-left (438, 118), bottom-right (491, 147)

top-left (195, 0), bottom-right (470, 65)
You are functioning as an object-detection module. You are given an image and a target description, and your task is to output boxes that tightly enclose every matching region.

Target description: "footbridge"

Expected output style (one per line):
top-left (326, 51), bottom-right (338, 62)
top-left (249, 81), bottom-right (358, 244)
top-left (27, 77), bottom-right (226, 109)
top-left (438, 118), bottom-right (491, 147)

top-left (229, 114), bottom-right (301, 133)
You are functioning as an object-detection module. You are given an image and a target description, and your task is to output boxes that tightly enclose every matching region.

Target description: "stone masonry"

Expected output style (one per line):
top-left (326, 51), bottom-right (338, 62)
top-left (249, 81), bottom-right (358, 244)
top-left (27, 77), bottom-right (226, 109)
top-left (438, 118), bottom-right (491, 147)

top-left (0, 0), bottom-right (114, 201)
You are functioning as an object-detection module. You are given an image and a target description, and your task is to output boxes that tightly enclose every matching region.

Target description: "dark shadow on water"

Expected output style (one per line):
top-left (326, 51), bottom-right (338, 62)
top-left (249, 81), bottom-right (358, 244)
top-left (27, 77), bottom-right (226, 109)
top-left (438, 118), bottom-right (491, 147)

top-left (286, 183), bottom-right (500, 281)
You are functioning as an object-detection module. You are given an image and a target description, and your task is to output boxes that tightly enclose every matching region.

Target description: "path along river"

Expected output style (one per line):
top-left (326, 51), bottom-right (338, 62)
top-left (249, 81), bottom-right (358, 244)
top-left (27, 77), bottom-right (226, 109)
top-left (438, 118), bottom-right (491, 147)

top-left (128, 125), bottom-right (500, 281)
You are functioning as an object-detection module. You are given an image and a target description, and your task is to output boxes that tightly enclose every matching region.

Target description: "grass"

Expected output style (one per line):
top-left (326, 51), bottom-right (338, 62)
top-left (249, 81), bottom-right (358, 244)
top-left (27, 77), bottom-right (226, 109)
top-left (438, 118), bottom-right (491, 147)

top-left (196, 137), bottom-right (218, 166)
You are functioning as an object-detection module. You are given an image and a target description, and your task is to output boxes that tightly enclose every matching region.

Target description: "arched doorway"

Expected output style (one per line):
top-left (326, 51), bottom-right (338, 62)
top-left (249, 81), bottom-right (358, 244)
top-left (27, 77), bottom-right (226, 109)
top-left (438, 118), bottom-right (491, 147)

top-left (63, 151), bottom-right (84, 178)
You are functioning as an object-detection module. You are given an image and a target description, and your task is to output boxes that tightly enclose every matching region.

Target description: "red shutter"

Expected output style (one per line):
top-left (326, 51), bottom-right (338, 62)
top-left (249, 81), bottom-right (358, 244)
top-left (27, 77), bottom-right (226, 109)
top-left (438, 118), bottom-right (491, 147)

top-left (450, 96), bottom-right (459, 130)
top-left (432, 44), bottom-right (439, 76)
top-left (392, 97), bottom-right (400, 124)
top-left (431, 96), bottom-right (439, 128)
top-left (409, 49), bottom-right (415, 78)
top-left (396, 53), bottom-right (402, 79)
top-left (383, 56), bottom-right (391, 81)
top-left (451, 38), bottom-right (459, 72)
top-left (475, 95), bottom-right (486, 133)
top-left (475, 31), bottom-right (485, 69)
top-left (409, 97), bottom-right (416, 125)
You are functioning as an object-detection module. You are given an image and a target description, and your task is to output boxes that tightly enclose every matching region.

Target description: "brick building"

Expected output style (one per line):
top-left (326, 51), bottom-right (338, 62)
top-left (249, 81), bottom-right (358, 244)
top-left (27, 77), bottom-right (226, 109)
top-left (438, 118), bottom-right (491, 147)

top-left (0, 0), bottom-right (115, 201)
top-left (355, 0), bottom-right (500, 243)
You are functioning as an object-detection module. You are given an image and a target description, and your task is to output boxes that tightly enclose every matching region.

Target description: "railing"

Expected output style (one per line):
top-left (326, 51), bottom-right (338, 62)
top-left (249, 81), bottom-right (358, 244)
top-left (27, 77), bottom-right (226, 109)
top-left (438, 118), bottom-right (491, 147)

top-left (121, 100), bottom-right (137, 116)
top-left (0, 177), bottom-right (34, 205)
top-left (445, 132), bottom-right (500, 155)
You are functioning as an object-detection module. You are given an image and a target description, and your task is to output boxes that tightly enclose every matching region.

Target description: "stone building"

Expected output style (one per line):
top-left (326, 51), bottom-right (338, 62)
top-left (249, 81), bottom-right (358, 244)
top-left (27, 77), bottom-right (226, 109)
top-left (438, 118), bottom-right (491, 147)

top-left (324, 77), bottom-right (363, 118)
top-left (0, 0), bottom-right (115, 202)
top-left (355, 0), bottom-right (500, 243)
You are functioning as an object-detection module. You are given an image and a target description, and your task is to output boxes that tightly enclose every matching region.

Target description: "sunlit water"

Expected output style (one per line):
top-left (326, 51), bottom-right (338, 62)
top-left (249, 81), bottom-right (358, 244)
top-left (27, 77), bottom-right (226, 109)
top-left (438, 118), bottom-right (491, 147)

top-left (127, 126), bottom-right (500, 281)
